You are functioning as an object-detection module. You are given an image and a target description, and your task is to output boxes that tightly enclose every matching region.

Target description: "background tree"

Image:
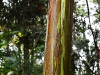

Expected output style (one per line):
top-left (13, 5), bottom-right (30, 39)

top-left (0, 0), bottom-right (48, 75)
top-left (71, 0), bottom-right (100, 75)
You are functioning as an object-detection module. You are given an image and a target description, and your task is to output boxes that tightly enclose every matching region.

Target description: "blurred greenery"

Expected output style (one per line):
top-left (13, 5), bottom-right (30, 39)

top-left (71, 0), bottom-right (100, 75)
top-left (0, 0), bottom-right (100, 75)
top-left (0, 0), bottom-right (48, 75)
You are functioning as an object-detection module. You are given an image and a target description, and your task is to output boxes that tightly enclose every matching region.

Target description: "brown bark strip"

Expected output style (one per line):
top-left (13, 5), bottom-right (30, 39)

top-left (43, 0), bottom-right (54, 74)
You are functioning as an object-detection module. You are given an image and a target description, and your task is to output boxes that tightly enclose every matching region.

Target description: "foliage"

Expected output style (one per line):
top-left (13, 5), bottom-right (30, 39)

top-left (71, 0), bottom-right (100, 75)
top-left (0, 0), bottom-right (48, 74)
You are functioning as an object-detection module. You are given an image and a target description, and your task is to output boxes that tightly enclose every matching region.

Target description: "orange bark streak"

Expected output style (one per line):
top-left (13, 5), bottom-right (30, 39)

top-left (44, 0), bottom-right (54, 74)
top-left (44, 0), bottom-right (62, 75)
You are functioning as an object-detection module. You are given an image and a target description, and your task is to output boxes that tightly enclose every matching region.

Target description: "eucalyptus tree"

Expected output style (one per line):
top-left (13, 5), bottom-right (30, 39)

top-left (43, 0), bottom-right (74, 75)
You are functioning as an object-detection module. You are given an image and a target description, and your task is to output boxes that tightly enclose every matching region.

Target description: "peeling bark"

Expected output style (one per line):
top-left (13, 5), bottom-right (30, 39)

top-left (43, 0), bottom-right (73, 75)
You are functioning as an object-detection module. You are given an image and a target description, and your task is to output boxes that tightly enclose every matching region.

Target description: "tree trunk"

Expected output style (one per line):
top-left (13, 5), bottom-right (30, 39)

top-left (23, 35), bottom-right (30, 75)
top-left (43, 0), bottom-right (73, 75)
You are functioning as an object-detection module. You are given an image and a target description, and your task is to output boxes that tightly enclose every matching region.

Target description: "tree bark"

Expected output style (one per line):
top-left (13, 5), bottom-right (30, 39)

top-left (23, 34), bottom-right (29, 75)
top-left (43, 0), bottom-right (73, 75)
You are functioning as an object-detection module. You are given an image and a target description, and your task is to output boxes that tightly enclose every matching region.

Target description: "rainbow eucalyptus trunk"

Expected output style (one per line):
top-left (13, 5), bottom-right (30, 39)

top-left (43, 0), bottom-right (73, 75)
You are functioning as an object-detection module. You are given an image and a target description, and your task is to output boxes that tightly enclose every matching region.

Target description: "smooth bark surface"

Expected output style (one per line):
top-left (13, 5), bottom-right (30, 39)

top-left (43, 0), bottom-right (73, 75)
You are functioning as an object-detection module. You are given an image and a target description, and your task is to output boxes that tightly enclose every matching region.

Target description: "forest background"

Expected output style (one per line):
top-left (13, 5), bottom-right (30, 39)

top-left (0, 0), bottom-right (100, 75)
